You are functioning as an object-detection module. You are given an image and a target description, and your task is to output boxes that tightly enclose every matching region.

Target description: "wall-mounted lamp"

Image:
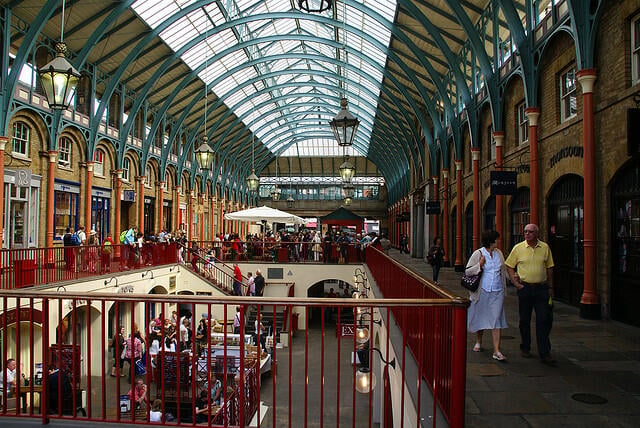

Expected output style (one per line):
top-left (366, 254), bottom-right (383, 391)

top-left (104, 277), bottom-right (118, 288)
top-left (142, 270), bottom-right (154, 279)
top-left (355, 348), bottom-right (396, 394)
top-left (169, 265), bottom-right (180, 273)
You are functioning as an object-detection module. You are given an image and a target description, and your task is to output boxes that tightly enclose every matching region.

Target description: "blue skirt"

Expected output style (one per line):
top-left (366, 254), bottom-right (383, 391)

top-left (467, 288), bottom-right (508, 332)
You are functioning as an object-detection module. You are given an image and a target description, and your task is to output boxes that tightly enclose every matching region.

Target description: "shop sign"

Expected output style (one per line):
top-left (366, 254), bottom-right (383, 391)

top-left (340, 324), bottom-right (355, 338)
top-left (426, 201), bottom-right (441, 215)
top-left (490, 171), bottom-right (517, 195)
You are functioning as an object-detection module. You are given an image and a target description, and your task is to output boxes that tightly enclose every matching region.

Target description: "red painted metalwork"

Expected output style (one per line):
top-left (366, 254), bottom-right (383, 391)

top-left (0, 243), bottom-right (177, 289)
top-left (0, 251), bottom-right (466, 427)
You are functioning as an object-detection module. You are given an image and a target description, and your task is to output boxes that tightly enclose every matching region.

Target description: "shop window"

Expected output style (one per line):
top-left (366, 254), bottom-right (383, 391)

top-left (145, 165), bottom-right (151, 187)
top-left (559, 67), bottom-right (577, 122)
top-left (54, 191), bottom-right (79, 239)
top-left (517, 101), bottom-right (528, 145)
top-left (12, 121), bottom-right (30, 157)
top-left (122, 158), bottom-right (130, 182)
top-left (94, 149), bottom-right (105, 176)
top-left (509, 187), bottom-right (530, 249)
top-left (58, 137), bottom-right (72, 168)
top-left (632, 14), bottom-right (640, 85)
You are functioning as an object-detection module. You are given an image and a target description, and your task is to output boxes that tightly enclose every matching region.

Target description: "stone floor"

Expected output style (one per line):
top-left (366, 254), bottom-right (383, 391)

top-left (388, 248), bottom-right (640, 428)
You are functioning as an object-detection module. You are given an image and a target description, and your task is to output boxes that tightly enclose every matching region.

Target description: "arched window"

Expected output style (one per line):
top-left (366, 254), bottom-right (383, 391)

top-left (58, 136), bottom-right (72, 168)
top-left (12, 121), bottom-right (30, 157)
top-left (94, 149), bottom-right (105, 176)
top-left (122, 158), bottom-right (131, 182)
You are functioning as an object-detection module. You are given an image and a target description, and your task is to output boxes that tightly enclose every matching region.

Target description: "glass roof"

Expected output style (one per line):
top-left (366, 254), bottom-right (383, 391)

top-left (131, 0), bottom-right (397, 157)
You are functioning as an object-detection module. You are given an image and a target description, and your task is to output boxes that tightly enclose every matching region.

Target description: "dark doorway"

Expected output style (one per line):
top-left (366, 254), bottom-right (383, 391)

top-left (465, 203), bottom-right (473, 262)
top-left (484, 195), bottom-right (496, 232)
top-left (509, 187), bottom-right (530, 251)
top-left (548, 175), bottom-right (584, 306)
top-left (611, 160), bottom-right (640, 326)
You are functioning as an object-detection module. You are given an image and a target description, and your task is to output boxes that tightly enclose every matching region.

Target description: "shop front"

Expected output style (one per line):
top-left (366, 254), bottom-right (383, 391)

top-left (3, 169), bottom-right (41, 248)
top-left (91, 187), bottom-right (111, 243)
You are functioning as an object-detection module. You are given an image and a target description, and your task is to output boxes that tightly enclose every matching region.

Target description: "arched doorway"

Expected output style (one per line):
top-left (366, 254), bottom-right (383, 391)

top-left (611, 160), bottom-right (640, 326)
top-left (484, 195), bottom-right (496, 232)
top-left (509, 187), bottom-right (530, 250)
top-left (465, 203), bottom-right (473, 261)
top-left (548, 175), bottom-right (584, 306)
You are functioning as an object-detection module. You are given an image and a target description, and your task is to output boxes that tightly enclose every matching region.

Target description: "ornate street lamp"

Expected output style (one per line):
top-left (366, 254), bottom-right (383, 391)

top-left (343, 183), bottom-right (354, 206)
top-left (246, 134), bottom-right (260, 191)
top-left (339, 157), bottom-right (356, 183)
top-left (271, 157), bottom-right (281, 201)
top-left (195, 137), bottom-right (215, 170)
top-left (330, 97), bottom-right (360, 147)
top-left (38, 1), bottom-right (80, 110)
top-left (297, 0), bottom-right (332, 13)
top-left (195, 31), bottom-right (213, 171)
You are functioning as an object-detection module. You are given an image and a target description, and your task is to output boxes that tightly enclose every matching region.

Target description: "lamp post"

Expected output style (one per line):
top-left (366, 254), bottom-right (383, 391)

top-left (330, 97), bottom-right (359, 147)
top-left (38, 0), bottom-right (80, 110)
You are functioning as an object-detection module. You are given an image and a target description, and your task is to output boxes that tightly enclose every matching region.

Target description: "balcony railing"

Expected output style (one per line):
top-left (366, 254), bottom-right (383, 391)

top-left (0, 243), bottom-right (177, 290)
top-left (0, 247), bottom-right (467, 427)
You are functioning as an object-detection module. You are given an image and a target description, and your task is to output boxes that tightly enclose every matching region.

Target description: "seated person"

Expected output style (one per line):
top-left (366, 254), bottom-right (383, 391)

top-left (47, 363), bottom-right (71, 414)
top-left (194, 390), bottom-right (212, 423)
top-left (127, 377), bottom-right (147, 409)
top-left (209, 373), bottom-right (223, 405)
top-left (149, 399), bottom-right (162, 422)
top-left (0, 358), bottom-right (17, 398)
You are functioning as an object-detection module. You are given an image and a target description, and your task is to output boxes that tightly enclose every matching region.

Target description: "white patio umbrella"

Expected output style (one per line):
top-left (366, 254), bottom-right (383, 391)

top-left (224, 205), bottom-right (305, 224)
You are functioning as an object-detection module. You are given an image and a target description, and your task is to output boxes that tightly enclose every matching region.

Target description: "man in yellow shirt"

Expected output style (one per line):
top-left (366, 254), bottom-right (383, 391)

top-left (505, 224), bottom-right (555, 365)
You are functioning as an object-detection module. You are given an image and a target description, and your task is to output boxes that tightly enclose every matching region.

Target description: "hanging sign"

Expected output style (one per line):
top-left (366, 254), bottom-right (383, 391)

top-left (426, 201), bottom-right (441, 215)
top-left (490, 171), bottom-right (517, 195)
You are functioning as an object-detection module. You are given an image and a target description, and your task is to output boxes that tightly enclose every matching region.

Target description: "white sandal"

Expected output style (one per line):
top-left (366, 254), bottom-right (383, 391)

top-left (492, 351), bottom-right (507, 361)
top-left (473, 343), bottom-right (482, 352)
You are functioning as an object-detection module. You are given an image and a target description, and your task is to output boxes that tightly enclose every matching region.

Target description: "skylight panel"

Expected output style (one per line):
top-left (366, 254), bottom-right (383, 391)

top-left (132, 0), bottom-right (398, 156)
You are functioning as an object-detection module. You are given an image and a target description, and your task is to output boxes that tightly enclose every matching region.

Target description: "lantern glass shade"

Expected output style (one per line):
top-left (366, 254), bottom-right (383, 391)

top-left (339, 160), bottom-right (355, 183)
top-left (38, 43), bottom-right (80, 110)
top-left (271, 187), bottom-right (281, 201)
top-left (355, 368), bottom-right (376, 393)
top-left (297, 0), bottom-right (332, 13)
top-left (344, 196), bottom-right (353, 206)
top-left (330, 98), bottom-right (360, 147)
top-left (355, 327), bottom-right (370, 344)
top-left (246, 170), bottom-right (260, 191)
top-left (194, 138), bottom-right (215, 170)
top-left (287, 195), bottom-right (295, 209)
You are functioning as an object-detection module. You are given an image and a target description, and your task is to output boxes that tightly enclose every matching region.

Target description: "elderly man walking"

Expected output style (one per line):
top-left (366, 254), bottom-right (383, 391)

top-left (505, 224), bottom-right (556, 365)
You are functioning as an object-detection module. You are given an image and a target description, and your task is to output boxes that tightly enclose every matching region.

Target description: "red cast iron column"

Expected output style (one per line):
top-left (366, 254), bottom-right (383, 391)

top-left (472, 148), bottom-right (480, 251)
top-left (85, 161), bottom-right (94, 231)
top-left (432, 176), bottom-right (439, 238)
top-left (455, 160), bottom-right (463, 270)
top-left (493, 132), bottom-right (505, 250)
top-left (442, 169), bottom-right (450, 264)
top-left (114, 170), bottom-right (122, 258)
top-left (525, 107), bottom-right (540, 226)
top-left (46, 151), bottom-right (57, 251)
top-left (577, 69), bottom-right (601, 319)
top-left (0, 137), bottom-right (6, 247)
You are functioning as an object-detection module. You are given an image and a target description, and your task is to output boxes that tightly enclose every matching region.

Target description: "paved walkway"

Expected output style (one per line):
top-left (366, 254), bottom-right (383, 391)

top-left (388, 248), bottom-right (640, 428)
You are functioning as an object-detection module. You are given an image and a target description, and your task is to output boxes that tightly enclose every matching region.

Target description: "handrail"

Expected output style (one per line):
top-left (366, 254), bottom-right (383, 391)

top-left (181, 244), bottom-right (248, 295)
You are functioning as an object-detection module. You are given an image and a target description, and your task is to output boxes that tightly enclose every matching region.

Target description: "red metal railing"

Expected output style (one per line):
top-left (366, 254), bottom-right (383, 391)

top-left (0, 243), bottom-right (177, 290)
top-left (192, 240), bottom-right (367, 264)
top-left (366, 246), bottom-right (468, 428)
top-left (0, 287), bottom-right (465, 427)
